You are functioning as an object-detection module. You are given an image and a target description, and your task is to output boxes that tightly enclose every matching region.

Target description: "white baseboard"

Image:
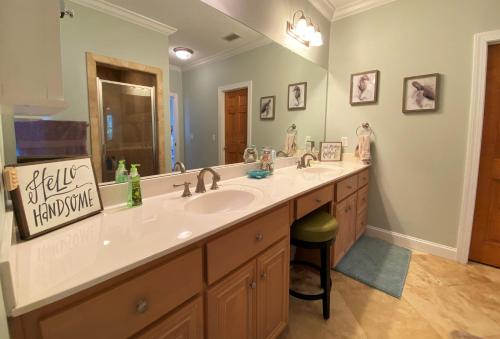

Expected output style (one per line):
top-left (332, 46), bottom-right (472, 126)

top-left (365, 225), bottom-right (458, 261)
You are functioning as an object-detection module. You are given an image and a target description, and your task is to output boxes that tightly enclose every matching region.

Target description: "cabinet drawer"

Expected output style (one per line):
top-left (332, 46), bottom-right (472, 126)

top-left (40, 249), bottom-right (203, 339)
top-left (207, 204), bottom-right (289, 285)
top-left (295, 185), bottom-right (333, 219)
top-left (135, 297), bottom-right (203, 339)
top-left (336, 175), bottom-right (358, 202)
top-left (358, 169), bottom-right (369, 188)
top-left (357, 185), bottom-right (369, 212)
top-left (356, 208), bottom-right (368, 240)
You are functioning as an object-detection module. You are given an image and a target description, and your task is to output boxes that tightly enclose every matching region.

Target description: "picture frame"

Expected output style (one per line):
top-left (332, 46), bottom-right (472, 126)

top-left (350, 70), bottom-right (379, 105)
top-left (288, 82), bottom-right (307, 110)
top-left (319, 141), bottom-right (342, 162)
top-left (260, 96), bottom-right (276, 120)
top-left (4, 156), bottom-right (103, 240)
top-left (402, 73), bottom-right (440, 113)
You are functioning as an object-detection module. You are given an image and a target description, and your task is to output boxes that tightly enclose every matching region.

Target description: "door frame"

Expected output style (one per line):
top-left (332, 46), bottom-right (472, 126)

top-left (86, 52), bottom-right (166, 182)
top-left (169, 92), bottom-right (181, 165)
top-left (457, 30), bottom-right (500, 263)
top-left (217, 81), bottom-right (252, 165)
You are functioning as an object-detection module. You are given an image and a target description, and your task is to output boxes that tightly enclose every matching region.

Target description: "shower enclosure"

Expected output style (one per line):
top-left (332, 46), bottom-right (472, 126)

top-left (97, 78), bottom-right (157, 182)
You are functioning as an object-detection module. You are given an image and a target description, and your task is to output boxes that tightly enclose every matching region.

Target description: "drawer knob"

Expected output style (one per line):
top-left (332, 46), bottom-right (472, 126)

top-left (250, 281), bottom-right (257, 289)
top-left (261, 272), bottom-right (267, 280)
top-left (255, 233), bottom-right (264, 241)
top-left (136, 299), bottom-right (149, 314)
top-left (315, 198), bottom-right (322, 203)
top-left (347, 185), bottom-right (353, 189)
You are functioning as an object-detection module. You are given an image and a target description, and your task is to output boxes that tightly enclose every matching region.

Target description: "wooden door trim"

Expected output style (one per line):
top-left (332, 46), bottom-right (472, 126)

top-left (457, 30), bottom-right (500, 264)
top-left (85, 52), bottom-right (167, 182)
top-left (217, 81), bottom-right (252, 165)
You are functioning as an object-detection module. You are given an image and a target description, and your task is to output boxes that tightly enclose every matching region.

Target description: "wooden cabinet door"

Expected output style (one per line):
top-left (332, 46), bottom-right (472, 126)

top-left (356, 208), bottom-right (368, 240)
top-left (207, 261), bottom-right (257, 339)
top-left (333, 194), bottom-right (357, 267)
top-left (257, 238), bottom-right (289, 339)
top-left (135, 297), bottom-right (203, 339)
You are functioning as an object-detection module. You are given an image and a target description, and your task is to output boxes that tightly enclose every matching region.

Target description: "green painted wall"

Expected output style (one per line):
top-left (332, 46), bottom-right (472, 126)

top-left (57, 1), bottom-right (172, 171)
top-left (182, 43), bottom-right (327, 169)
top-left (327, 0), bottom-right (500, 247)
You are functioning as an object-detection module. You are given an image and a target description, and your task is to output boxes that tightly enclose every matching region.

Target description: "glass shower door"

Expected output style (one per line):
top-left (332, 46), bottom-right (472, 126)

top-left (98, 79), bottom-right (156, 182)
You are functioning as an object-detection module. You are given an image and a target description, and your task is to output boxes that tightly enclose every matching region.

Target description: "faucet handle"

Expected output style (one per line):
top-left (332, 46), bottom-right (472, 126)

top-left (173, 182), bottom-right (192, 197)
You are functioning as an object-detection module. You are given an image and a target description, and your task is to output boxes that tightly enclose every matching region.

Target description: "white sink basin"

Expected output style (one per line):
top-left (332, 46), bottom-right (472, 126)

top-left (184, 186), bottom-right (263, 214)
top-left (303, 166), bottom-right (343, 175)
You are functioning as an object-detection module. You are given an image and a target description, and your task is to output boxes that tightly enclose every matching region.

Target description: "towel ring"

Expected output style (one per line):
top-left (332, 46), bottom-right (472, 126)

top-left (356, 122), bottom-right (373, 136)
top-left (287, 124), bottom-right (297, 134)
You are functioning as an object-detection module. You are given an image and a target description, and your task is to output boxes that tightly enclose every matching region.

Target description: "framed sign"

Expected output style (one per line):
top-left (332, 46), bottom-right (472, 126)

top-left (5, 157), bottom-right (103, 240)
top-left (319, 141), bottom-right (342, 162)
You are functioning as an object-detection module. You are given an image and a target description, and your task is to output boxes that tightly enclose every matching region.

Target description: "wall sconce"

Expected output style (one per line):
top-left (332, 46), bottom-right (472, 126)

top-left (287, 10), bottom-right (323, 47)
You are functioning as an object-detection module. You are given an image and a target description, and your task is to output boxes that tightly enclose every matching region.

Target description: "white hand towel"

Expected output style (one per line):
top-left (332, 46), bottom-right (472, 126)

top-left (284, 133), bottom-right (296, 156)
top-left (358, 135), bottom-right (371, 163)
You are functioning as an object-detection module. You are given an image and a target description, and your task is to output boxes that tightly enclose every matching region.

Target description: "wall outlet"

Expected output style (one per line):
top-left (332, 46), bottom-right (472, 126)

top-left (212, 134), bottom-right (216, 142)
top-left (341, 137), bottom-right (349, 147)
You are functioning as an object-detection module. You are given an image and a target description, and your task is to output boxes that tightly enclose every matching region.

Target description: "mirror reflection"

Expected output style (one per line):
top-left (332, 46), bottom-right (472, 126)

top-left (2, 0), bottom-right (328, 183)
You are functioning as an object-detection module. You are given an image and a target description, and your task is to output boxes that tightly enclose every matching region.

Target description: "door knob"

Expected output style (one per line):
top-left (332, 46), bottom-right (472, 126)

top-left (249, 281), bottom-right (257, 289)
top-left (261, 272), bottom-right (267, 280)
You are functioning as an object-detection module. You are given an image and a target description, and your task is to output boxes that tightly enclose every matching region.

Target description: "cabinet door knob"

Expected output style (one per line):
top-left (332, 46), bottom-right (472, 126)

top-left (136, 299), bottom-right (148, 314)
top-left (250, 281), bottom-right (257, 289)
top-left (255, 233), bottom-right (264, 241)
top-left (261, 272), bottom-right (267, 280)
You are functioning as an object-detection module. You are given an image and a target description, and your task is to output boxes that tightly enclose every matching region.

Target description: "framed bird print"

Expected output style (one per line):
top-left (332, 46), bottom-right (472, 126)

top-left (350, 70), bottom-right (379, 105)
top-left (288, 82), bottom-right (307, 110)
top-left (402, 73), bottom-right (440, 113)
top-left (260, 96), bottom-right (275, 120)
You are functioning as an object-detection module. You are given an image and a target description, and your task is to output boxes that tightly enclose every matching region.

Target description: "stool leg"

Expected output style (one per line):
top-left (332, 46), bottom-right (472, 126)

top-left (320, 244), bottom-right (331, 320)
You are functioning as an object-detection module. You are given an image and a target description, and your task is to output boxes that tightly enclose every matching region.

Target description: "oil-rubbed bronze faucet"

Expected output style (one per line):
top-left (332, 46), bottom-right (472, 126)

top-left (173, 182), bottom-right (192, 197)
top-left (173, 161), bottom-right (186, 173)
top-left (298, 152), bottom-right (317, 169)
top-left (195, 168), bottom-right (221, 193)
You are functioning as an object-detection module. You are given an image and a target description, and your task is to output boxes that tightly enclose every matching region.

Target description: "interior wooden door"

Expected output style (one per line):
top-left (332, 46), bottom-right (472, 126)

top-left (256, 238), bottom-right (289, 339)
top-left (206, 261), bottom-right (256, 339)
top-left (470, 44), bottom-right (500, 268)
top-left (224, 88), bottom-right (248, 164)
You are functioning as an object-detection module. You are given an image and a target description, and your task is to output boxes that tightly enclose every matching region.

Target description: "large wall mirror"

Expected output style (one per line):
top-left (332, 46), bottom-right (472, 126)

top-left (2, 0), bottom-right (328, 184)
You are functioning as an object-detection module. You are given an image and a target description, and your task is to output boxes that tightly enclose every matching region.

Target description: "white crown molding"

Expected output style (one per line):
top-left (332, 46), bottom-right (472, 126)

top-left (169, 64), bottom-right (182, 72)
top-left (333, 0), bottom-right (398, 21)
top-left (308, 0), bottom-right (336, 21)
top-left (182, 37), bottom-right (272, 72)
top-left (70, 0), bottom-right (177, 36)
top-left (365, 225), bottom-right (458, 261)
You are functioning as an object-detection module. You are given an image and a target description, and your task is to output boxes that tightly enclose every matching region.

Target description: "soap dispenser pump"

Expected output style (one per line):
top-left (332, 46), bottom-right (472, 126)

top-left (127, 164), bottom-right (142, 207)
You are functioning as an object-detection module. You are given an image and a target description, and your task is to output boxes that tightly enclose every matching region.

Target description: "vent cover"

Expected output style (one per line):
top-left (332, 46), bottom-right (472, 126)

top-left (222, 33), bottom-right (241, 42)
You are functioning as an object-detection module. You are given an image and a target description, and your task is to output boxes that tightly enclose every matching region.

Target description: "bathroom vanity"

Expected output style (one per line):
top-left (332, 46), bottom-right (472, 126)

top-left (6, 160), bottom-right (369, 339)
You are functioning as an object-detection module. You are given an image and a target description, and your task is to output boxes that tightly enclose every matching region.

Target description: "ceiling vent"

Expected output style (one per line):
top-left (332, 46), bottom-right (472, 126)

top-left (222, 33), bottom-right (241, 42)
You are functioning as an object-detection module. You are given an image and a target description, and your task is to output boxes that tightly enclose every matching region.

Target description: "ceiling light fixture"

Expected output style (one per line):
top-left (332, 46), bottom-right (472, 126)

top-left (287, 10), bottom-right (323, 47)
top-left (173, 47), bottom-right (194, 60)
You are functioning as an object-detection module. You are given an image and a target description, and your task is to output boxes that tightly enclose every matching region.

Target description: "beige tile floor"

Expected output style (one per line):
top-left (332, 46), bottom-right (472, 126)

top-left (280, 252), bottom-right (500, 339)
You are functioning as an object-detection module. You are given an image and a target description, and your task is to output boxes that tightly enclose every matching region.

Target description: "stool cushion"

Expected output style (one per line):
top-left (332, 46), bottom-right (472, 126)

top-left (292, 211), bottom-right (338, 243)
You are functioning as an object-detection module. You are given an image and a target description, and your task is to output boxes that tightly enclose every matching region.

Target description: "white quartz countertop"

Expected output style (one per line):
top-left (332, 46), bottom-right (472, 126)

top-left (8, 160), bottom-right (369, 316)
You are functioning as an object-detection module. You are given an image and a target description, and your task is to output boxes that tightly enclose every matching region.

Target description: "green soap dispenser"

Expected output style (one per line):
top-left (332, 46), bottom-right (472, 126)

top-left (127, 164), bottom-right (142, 207)
top-left (115, 160), bottom-right (128, 184)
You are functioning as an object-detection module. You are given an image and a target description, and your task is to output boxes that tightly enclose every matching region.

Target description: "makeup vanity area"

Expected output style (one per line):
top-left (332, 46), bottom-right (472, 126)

top-left (0, 0), bottom-right (370, 338)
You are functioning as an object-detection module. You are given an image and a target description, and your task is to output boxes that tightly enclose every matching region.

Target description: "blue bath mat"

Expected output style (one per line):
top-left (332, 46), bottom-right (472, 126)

top-left (335, 236), bottom-right (411, 298)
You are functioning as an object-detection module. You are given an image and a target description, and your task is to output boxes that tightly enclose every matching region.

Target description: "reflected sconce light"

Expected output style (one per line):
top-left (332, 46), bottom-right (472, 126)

top-left (287, 10), bottom-right (323, 47)
top-left (173, 47), bottom-right (194, 60)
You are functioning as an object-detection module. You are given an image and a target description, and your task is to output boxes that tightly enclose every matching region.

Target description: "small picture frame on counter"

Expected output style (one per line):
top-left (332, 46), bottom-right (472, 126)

top-left (319, 141), bottom-right (342, 162)
top-left (4, 157), bottom-right (103, 240)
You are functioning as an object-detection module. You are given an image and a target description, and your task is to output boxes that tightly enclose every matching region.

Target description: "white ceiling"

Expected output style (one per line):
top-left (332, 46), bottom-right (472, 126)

top-left (105, 0), bottom-right (268, 69)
